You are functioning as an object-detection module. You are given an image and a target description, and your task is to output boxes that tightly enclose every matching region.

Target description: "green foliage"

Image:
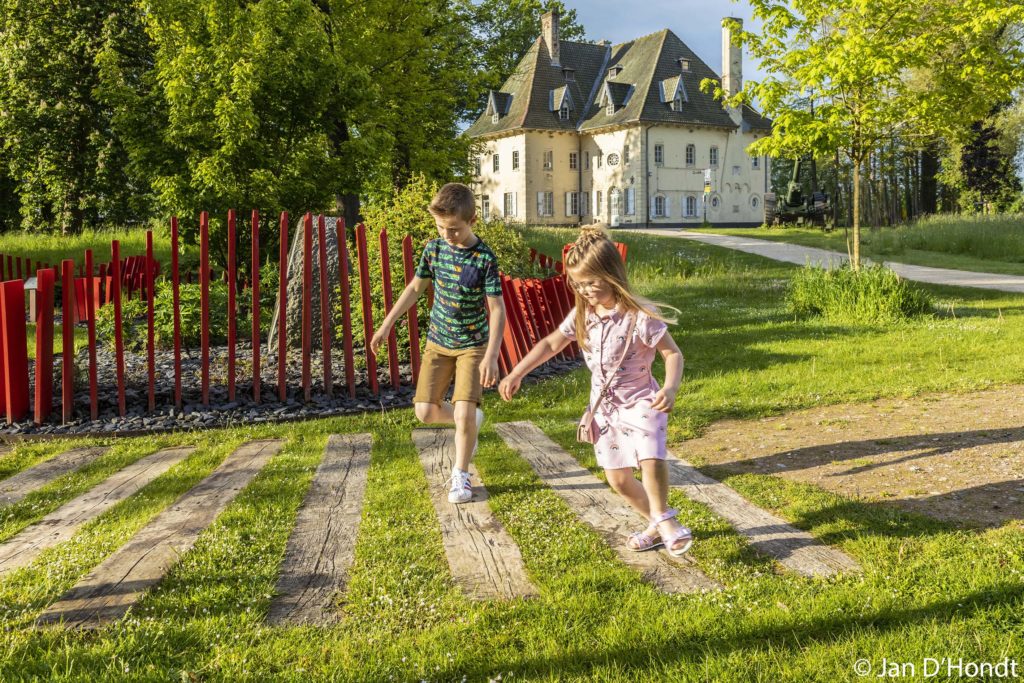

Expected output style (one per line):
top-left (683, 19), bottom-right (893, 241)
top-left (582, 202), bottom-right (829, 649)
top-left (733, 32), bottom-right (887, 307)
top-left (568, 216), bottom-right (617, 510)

top-left (97, 280), bottom-right (241, 351)
top-left (0, 0), bottom-right (143, 232)
top-left (787, 264), bottom-right (932, 324)
top-left (707, 0), bottom-right (1024, 264)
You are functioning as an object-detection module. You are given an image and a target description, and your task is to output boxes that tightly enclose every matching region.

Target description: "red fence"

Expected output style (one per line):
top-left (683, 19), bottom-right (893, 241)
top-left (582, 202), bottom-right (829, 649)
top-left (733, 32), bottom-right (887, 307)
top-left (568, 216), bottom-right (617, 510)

top-left (0, 214), bottom-right (614, 426)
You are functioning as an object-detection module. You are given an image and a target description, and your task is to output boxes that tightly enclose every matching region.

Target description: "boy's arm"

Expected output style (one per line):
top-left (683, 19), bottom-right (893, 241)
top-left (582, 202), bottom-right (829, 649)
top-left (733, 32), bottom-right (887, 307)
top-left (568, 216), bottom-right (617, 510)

top-left (498, 329), bottom-right (572, 400)
top-left (370, 276), bottom-right (430, 357)
top-left (479, 294), bottom-right (506, 388)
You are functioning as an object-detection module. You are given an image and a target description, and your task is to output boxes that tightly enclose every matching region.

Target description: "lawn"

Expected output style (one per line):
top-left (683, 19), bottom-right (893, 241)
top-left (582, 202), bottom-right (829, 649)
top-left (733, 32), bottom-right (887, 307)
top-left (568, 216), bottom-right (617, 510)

top-left (0, 227), bottom-right (184, 272)
top-left (697, 214), bottom-right (1024, 277)
top-left (1, 228), bottom-right (1023, 680)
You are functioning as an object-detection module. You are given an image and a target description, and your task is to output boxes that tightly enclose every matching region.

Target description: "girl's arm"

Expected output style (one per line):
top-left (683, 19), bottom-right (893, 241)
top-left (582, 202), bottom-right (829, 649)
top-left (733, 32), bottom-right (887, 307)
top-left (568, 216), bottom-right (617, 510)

top-left (650, 332), bottom-right (683, 412)
top-left (498, 329), bottom-right (572, 400)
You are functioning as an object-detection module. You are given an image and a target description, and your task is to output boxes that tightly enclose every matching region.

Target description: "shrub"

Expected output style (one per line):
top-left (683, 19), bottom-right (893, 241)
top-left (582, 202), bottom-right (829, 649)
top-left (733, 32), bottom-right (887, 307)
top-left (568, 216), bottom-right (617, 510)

top-left (787, 264), bottom-right (932, 324)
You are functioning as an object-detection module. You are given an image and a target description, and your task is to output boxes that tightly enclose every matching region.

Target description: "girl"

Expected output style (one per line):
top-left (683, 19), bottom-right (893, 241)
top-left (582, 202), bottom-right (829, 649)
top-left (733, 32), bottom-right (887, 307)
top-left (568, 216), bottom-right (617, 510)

top-left (498, 225), bottom-right (692, 555)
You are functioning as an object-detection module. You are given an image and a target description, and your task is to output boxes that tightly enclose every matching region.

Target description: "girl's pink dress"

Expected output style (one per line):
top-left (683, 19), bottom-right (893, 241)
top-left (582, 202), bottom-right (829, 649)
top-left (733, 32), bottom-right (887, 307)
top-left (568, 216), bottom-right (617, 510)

top-left (558, 306), bottom-right (669, 470)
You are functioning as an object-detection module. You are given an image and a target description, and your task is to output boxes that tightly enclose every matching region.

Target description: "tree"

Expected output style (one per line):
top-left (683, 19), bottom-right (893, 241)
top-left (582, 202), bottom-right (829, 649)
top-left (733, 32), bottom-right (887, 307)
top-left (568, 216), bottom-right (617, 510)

top-left (0, 0), bottom-right (143, 233)
top-left (706, 0), bottom-right (1024, 267)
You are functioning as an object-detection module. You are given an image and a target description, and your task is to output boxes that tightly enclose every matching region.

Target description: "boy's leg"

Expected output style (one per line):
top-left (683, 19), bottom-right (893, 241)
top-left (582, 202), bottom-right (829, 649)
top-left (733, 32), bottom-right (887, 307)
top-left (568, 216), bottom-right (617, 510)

top-left (413, 342), bottom-right (457, 424)
top-left (450, 346), bottom-right (487, 471)
top-left (452, 401), bottom-right (477, 471)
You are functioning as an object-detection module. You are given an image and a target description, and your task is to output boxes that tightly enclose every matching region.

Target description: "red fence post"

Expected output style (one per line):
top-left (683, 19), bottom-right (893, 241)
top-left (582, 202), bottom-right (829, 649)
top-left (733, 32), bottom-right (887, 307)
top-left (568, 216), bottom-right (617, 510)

top-left (251, 210), bottom-right (260, 403)
top-left (85, 250), bottom-right (98, 419)
top-left (278, 211), bottom-right (288, 402)
top-left (15, 258), bottom-right (22, 280)
top-left (146, 231), bottom-right (156, 411)
top-left (111, 240), bottom-right (126, 416)
top-left (61, 260), bottom-right (75, 423)
top-left (317, 214), bottom-right (332, 397)
top-left (5, 256), bottom-right (11, 280)
top-left (0, 281), bottom-right (28, 423)
top-left (401, 235), bottom-right (421, 383)
top-left (301, 213), bottom-right (313, 402)
top-left (378, 228), bottom-right (400, 389)
top-left (0, 255), bottom-right (4, 279)
top-left (200, 211), bottom-right (210, 406)
top-left (336, 218), bottom-right (355, 398)
top-left (227, 209), bottom-right (237, 402)
top-left (34, 268), bottom-right (55, 425)
top-left (171, 217), bottom-right (182, 410)
top-left (355, 223), bottom-right (378, 395)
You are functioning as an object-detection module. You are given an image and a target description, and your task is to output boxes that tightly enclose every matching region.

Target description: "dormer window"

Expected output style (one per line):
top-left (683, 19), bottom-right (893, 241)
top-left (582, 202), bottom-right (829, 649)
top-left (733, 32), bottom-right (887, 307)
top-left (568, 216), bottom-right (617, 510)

top-left (607, 65), bottom-right (623, 79)
top-left (559, 103), bottom-right (570, 120)
top-left (492, 112), bottom-right (499, 123)
top-left (672, 95), bottom-right (683, 112)
top-left (678, 58), bottom-right (690, 72)
top-left (606, 103), bottom-right (615, 116)
top-left (562, 68), bottom-right (576, 82)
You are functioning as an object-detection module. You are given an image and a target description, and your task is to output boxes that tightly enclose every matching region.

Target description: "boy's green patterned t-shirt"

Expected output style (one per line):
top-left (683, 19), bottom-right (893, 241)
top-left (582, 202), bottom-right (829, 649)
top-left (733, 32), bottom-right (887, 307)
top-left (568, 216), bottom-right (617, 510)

top-left (415, 237), bottom-right (502, 349)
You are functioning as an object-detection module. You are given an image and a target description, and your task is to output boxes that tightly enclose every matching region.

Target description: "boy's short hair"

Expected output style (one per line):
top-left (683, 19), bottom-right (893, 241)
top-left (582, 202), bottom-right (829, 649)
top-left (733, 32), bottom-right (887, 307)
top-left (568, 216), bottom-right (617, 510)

top-left (428, 183), bottom-right (476, 222)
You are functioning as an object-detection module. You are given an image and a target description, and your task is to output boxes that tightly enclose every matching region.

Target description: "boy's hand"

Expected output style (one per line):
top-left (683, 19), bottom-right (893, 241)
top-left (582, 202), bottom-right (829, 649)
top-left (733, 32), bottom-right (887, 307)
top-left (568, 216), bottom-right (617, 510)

top-left (369, 325), bottom-right (390, 358)
top-left (498, 374), bottom-right (521, 401)
top-left (479, 356), bottom-right (499, 388)
top-left (650, 386), bottom-right (678, 413)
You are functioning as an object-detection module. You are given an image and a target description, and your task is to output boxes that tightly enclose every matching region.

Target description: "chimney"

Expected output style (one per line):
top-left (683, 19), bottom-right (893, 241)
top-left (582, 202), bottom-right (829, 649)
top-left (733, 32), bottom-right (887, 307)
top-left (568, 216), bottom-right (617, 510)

top-left (721, 17), bottom-right (742, 98)
top-left (541, 11), bottom-right (560, 67)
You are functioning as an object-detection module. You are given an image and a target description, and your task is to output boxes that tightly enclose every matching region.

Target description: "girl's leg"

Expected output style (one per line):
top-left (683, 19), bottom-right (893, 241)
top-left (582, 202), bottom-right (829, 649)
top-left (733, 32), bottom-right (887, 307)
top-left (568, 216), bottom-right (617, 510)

top-left (606, 467), bottom-right (662, 548)
top-left (638, 458), bottom-right (690, 552)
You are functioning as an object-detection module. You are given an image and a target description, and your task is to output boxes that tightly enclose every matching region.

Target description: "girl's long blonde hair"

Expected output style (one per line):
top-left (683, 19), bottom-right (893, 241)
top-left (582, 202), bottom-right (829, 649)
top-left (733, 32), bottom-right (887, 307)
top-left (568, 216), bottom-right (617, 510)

top-left (564, 224), bottom-right (678, 352)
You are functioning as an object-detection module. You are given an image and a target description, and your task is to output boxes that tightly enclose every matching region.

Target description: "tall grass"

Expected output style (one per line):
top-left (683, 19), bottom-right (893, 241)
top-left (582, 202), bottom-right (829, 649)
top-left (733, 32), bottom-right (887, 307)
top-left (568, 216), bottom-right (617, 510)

top-left (788, 264), bottom-right (933, 324)
top-left (870, 213), bottom-right (1024, 261)
top-left (0, 227), bottom-right (178, 268)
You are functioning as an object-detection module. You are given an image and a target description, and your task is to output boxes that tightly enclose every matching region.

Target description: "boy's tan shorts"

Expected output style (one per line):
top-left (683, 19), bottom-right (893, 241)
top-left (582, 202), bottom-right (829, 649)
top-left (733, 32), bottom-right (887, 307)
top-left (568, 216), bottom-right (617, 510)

top-left (413, 341), bottom-right (488, 406)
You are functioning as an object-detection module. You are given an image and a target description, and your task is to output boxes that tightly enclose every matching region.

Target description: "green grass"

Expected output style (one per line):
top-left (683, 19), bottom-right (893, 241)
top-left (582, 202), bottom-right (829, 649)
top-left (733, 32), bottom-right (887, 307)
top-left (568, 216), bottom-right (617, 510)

top-left (26, 323), bottom-right (89, 360)
top-left (0, 227), bottom-right (182, 270)
top-left (2, 228), bottom-right (1024, 680)
top-left (698, 215), bottom-right (1024, 276)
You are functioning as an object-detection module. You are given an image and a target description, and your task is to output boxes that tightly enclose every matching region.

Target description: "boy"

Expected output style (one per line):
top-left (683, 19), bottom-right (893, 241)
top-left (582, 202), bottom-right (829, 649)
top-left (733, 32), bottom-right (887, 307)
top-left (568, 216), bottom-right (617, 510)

top-left (370, 182), bottom-right (506, 503)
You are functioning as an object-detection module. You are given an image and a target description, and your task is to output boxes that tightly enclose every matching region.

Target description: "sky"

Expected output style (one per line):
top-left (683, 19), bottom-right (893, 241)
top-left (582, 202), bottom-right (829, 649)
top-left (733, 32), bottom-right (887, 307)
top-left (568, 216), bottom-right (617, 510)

top-left (563, 0), bottom-right (768, 84)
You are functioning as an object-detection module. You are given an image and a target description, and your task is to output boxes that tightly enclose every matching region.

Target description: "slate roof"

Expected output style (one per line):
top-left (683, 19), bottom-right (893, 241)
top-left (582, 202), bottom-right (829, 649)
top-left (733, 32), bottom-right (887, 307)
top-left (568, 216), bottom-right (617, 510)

top-left (466, 28), bottom-right (772, 137)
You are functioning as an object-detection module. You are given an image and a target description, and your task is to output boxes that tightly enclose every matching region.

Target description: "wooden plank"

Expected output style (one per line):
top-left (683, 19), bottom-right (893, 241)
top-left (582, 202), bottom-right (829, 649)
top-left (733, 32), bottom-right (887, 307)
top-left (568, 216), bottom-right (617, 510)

top-left (0, 447), bottom-right (195, 575)
top-left (37, 440), bottom-right (282, 628)
top-left (200, 211), bottom-right (210, 405)
top-left (227, 209), bottom-right (237, 402)
top-left (413, 428), bottom-right (537, 600)
top-left (665, 451), bottom-right (860, 578)
top-left (317, 214), bottom-right (333, 397)
top-left (0, 447), bottom-right (109, 508)
top-left (495, 421), bottom-right (719, 594)
top-left (61, 260), bottom-right (75, 423)
top-left (251, 209), bottom-right (260, 403)
top-left (278, 211), bottom-right (289, 401)
top-left (268, 434), bottom-right (372, 625)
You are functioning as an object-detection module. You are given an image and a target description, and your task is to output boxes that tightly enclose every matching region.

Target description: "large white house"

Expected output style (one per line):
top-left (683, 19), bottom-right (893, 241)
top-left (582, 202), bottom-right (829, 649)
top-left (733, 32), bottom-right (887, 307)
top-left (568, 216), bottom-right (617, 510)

top-left (466, 12), bottom-right (772, 227)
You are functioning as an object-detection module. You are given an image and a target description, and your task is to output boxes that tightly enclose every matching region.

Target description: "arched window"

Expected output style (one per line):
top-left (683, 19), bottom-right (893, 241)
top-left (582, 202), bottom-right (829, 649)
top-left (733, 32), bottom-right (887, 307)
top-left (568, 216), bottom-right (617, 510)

top-left (686, 195), bottom-right (697, 217)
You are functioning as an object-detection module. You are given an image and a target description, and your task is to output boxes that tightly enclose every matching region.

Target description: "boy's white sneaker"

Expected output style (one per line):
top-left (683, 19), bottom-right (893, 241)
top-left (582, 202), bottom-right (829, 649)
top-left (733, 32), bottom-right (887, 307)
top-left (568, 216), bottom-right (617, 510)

top-left (447, 468), bottom-right (473, 504)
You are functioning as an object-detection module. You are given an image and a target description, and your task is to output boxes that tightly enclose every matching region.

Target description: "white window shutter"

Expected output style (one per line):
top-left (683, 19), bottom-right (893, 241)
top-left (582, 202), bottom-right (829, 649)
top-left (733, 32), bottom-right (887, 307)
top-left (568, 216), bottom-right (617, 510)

top-left (665, 196), bottom-right (671, 218)
top-left (582, 192), bottom-right (589, 216)
top-left (537, 192), bottom-right (545, 217)
top-left (513, 193), bottom-right (518, 217)
top-left (626, 187), bottom-right (635, 215)
top-left (565, 192), bottom-right (572, 217)
top-left (650, 196), bottom-right (657, 217)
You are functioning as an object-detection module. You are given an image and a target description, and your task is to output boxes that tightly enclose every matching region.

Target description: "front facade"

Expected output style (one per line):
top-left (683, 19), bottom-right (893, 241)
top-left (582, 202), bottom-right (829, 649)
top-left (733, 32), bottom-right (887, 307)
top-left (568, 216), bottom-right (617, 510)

top-left (467, 13), bottom-right (772, 227)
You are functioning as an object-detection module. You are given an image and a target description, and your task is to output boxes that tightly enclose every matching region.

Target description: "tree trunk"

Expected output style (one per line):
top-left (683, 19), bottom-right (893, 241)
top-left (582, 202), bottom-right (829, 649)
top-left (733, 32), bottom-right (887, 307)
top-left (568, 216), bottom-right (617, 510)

top-left (852, 159), bottom-right (861, 269)
top-left (920, 144), bottom-right (938, 214)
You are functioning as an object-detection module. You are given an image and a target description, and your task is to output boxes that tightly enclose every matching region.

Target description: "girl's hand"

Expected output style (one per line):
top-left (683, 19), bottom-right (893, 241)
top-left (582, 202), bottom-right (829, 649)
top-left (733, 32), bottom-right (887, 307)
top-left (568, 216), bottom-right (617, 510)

top-left (498, 374), bottom-right (522, 401)
top-left (650, 386), bottom-right (678, 413)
